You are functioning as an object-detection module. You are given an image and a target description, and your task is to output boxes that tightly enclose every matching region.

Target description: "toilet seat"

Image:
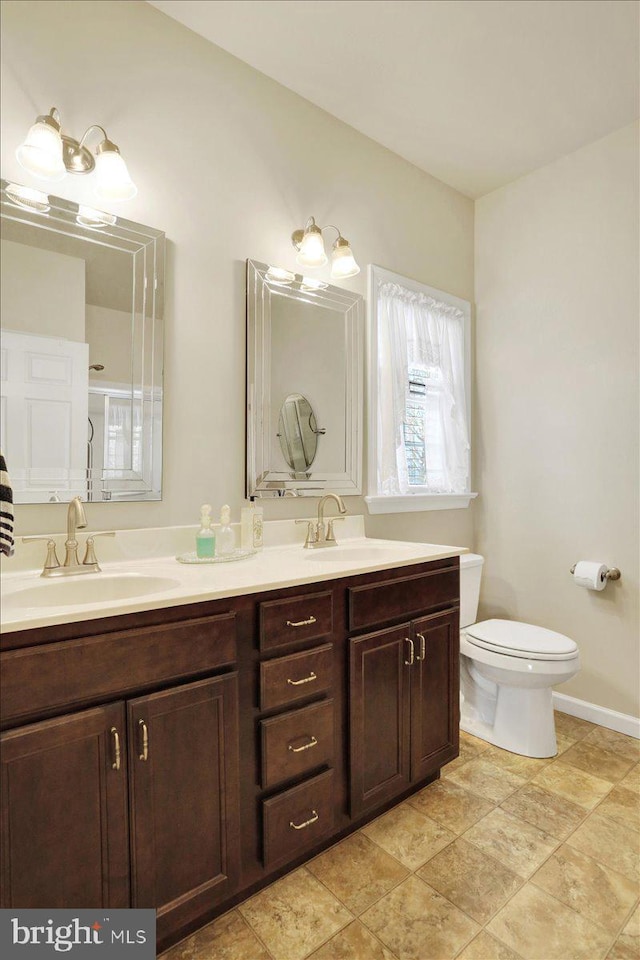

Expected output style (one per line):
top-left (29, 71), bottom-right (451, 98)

top-left (464, 619), bottom-right (578, 662)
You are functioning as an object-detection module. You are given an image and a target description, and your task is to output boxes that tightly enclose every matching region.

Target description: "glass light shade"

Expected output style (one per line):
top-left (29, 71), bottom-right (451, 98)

top-left (94, 149), bottom-right (137, 201)
top-left (5, 183), bottom-right (50, 213)
top-left (16, 120), bottom-right (66, 182)
top-left (266, 266), bottom-right (295, 284)
top-left (296, 226), bottom-right (327, 267)
top-left (76, 205), bottom-right (117, 228)
top-left (330, 241), bottom-right (360, 279)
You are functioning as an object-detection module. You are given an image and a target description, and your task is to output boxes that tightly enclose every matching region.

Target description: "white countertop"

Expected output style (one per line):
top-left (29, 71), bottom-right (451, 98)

top-left (0, 517), bottom-right (467, 634)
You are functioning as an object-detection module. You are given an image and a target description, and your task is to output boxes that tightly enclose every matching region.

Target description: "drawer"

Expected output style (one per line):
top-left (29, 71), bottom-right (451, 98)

top-left (349, 567), bottom-right (458, 632)
top-left (261, 699), bottom-right (334, 789)
top-left (0, 613), bottom-right (236, 725)
top-left (263, 769), bottom-right (334, 867)
top-left (260, 644), bottom-right (333, 711)
top-left (259, 591), bottom-right (333, 652)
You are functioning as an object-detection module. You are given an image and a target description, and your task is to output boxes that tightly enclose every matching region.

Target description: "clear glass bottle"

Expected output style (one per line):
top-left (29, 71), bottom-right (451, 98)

top-left (216, 504), bottom-right (236, 556)
top-left (196, 504), bottom-right (216, 558)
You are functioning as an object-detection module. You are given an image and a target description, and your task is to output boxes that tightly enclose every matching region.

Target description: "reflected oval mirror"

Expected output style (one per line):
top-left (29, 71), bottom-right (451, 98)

top-left (277, 393), bottom-right (324, 472)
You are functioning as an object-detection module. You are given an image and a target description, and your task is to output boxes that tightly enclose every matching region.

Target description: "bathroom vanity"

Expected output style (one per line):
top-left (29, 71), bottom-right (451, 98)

top-left (0, 529), bottom-right (462, 952)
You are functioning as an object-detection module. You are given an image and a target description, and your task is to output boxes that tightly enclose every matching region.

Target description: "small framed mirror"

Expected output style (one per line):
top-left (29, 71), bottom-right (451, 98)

top-left (277, 393), bottom-right (325, 473)
top-left (246, 259), bottom-right (363, 497)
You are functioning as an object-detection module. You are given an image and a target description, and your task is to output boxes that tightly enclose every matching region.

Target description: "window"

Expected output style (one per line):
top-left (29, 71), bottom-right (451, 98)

top-left (366, 265), bottom-right (477, 514)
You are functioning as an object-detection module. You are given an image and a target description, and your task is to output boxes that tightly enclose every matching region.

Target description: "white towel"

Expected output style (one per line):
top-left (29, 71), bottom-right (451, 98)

top-left (0, 450), bottom-right (15, 557)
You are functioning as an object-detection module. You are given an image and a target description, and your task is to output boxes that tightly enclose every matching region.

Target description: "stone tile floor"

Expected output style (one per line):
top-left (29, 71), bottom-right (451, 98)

top-left (161, 712), bottom-right (640, 960)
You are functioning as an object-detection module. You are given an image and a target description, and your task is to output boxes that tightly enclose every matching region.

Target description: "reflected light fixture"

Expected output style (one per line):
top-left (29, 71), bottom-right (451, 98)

top-left (291, 216), bottom-right (360, 279)
top-left (16, 107), bottom-right (137, 201)
top-left (5, 183), bottom-right (50, 213)
top-left (76, 205), bottom-right (118, 229)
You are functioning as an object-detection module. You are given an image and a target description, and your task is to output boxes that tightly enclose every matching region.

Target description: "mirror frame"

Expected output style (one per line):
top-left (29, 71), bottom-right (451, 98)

top-left (246, 259), bottom-right (363, 497)
top-left (0, 179), bottom-right (164, 502)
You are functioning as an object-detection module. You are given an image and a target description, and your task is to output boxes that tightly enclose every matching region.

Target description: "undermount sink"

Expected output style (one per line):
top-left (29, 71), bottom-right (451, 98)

top-left (2, 573), bottom-right (182, 610)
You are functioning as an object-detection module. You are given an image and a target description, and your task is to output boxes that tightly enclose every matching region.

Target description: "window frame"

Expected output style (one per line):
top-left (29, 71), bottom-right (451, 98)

top-left (365, 264), bottom-right (477, 514)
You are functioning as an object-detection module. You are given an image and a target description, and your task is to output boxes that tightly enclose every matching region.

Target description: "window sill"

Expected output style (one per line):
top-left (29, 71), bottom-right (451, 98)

top-left (364, 493), bottom-right (478, 514)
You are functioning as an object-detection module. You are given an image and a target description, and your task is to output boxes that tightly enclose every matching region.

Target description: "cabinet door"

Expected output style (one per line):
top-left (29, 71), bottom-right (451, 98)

top-left (0, 703), bottom-right (129, 908)
top-left (410, 609), bottom-right (459, 782)
top-left (349, 625), bottom-right (411, 817)
top-left (128, 673), bottom-right (240, 941)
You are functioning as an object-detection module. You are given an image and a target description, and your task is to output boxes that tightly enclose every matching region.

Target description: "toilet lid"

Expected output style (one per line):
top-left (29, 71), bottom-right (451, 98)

top-left (465, 619), bottom-right (577, 657)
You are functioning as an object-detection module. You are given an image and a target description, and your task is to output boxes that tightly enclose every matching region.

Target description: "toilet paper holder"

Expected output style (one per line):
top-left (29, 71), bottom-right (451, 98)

top-left (569, 564), bottom-right (621, 581)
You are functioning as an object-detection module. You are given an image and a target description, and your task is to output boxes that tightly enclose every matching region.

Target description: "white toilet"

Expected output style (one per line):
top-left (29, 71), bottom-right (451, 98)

top-left (459, 554), bottom-right (580, 758)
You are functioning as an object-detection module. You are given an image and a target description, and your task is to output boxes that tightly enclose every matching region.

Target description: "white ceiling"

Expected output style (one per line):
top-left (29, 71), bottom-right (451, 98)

top-left (149, 0), bottom-right (639, 198)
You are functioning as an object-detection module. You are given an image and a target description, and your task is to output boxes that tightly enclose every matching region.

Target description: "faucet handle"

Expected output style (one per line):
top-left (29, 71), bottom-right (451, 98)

top-left (295, 519), bottom-right (317, 548)
top-left (22, 536), bottom-right (61, 571)
top-left (326, 517), bottom-right (346, 543)
top-left (82, 531), bottom-right (116, 566)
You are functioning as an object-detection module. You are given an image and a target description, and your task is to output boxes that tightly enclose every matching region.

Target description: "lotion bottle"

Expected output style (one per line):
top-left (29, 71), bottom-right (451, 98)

top-left (217, 504), bottom-right (236, 556)
top-left (196, 504), bottom-right (216, 558)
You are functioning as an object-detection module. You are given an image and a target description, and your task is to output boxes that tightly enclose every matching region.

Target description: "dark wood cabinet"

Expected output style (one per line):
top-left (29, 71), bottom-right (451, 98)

top-left (410, 610), bottom-right (459, 781)
top-left (128, 674), bottom-right (240, 942)
top-left (1, 554), bottom-right (460, 951)
top-left (0, 703), bottom-right (129, 909)
top-left (0, 675), bottom-right (240, 938)
top-left (349, 608), bottom-right (459, 816)
top-left (349, 625), bottom-right (411, 816)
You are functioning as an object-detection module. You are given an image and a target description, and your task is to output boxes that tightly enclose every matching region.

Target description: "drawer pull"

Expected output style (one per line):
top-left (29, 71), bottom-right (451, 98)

top-left (287, 671), bottom-right (317, 686)
top-left (110, 727), bottom-right (121, 770)
top-left (416, 632), bottom-right (426, 662)
top-left (289, 809), bottom-right (319, 831)
top-left (404, 637), bottom-right (415, 666)
top-left (286, 616), bottom-right (317, 628)
top-left (288, 735), bottom-right (318, 754)
top-left (138, 719), bottom-right (149, 761)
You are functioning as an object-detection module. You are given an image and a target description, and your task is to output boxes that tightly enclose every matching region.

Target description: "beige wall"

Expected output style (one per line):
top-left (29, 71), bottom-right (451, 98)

top-left (0, 0), bottom-right (474, 548)
top-left (1, 239), bottom-right (85, 341)
top-left (475, 123), bottom-right (640, 716)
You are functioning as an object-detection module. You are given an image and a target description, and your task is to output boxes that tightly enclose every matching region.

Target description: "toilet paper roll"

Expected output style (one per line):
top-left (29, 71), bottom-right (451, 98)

top-left (573, 560), bottom-right (607, 591)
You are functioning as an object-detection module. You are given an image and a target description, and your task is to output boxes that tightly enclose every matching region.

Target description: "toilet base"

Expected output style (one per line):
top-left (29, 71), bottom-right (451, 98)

top-left (460, 682), bottom-right (558, 758)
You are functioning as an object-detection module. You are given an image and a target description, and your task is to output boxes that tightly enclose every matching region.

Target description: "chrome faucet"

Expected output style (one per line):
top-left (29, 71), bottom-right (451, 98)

top-left (296, 493), bottom-right (347, 549)
top-left (23, 496), bottom-right (115, 577)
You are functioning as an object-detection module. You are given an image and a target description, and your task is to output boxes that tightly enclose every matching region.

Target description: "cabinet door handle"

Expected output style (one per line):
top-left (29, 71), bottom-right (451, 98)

top-left (288, 735), bottom-right (318, 753)
top-left (286, 616), bottom-right (317, 628)
top-left (138, 719), bottom-right (149, 761)
top-left (416, 632), bottom-right (426, 661)
top-left (287, 671), bottom-right (317, 686)
top-left (110, 727), bottom-right (121, 770)
top-left (289, 809), bottom-right (319, 830)
top-left (404, 637), bottom-right (415, 666)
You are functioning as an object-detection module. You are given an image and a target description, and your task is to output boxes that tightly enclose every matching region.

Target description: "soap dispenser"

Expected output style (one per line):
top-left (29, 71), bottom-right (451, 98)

top-left (217, 504), bottom-right (236, 557)
top-left (196, 504), bottom-right (216, 558)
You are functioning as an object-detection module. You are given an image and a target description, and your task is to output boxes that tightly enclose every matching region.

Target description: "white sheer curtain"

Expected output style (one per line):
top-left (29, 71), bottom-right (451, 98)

top-left (377, 281), bottom-right (469, 495)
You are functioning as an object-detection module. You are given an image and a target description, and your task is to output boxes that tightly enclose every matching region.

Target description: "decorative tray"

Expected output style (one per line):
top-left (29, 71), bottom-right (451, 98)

top-left (176, 549), bottom-right (257, 564)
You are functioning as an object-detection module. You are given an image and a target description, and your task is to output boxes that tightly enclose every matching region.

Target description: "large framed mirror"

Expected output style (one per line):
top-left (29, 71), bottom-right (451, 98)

top-left (0, 180), bottom-right (164, 503)
top-left (247, 259), bottom-right (363, 497)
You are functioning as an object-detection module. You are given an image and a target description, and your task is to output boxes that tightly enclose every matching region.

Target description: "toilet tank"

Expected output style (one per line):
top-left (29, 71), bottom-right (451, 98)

top-left (459, 554), bottom-right (484, 628)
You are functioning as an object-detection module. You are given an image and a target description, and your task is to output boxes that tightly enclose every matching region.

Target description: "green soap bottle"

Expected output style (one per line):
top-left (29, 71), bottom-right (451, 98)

top-left (196, 504), bottom-right (216, 558)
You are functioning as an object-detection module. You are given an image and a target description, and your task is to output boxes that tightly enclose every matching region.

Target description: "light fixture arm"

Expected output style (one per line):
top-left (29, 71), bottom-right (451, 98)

top-left (77, 124), bottom-right (109, 151)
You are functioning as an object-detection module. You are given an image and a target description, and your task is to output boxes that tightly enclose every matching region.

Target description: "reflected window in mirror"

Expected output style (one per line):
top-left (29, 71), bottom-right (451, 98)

top-left (246, 260), bottom-right (363, 497)
top-left (0, 181), bottom-right (164, 503)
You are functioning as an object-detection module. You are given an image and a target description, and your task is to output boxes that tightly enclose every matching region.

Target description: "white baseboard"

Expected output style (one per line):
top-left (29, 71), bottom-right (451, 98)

top-left (553, 692), bottom-right (640, 740)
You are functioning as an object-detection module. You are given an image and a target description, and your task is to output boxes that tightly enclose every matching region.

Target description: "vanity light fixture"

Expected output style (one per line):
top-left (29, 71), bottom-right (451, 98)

top-left (291, 217), bottom-right (360, 279)
top-left (16, 107), bottom-right (137, 201)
